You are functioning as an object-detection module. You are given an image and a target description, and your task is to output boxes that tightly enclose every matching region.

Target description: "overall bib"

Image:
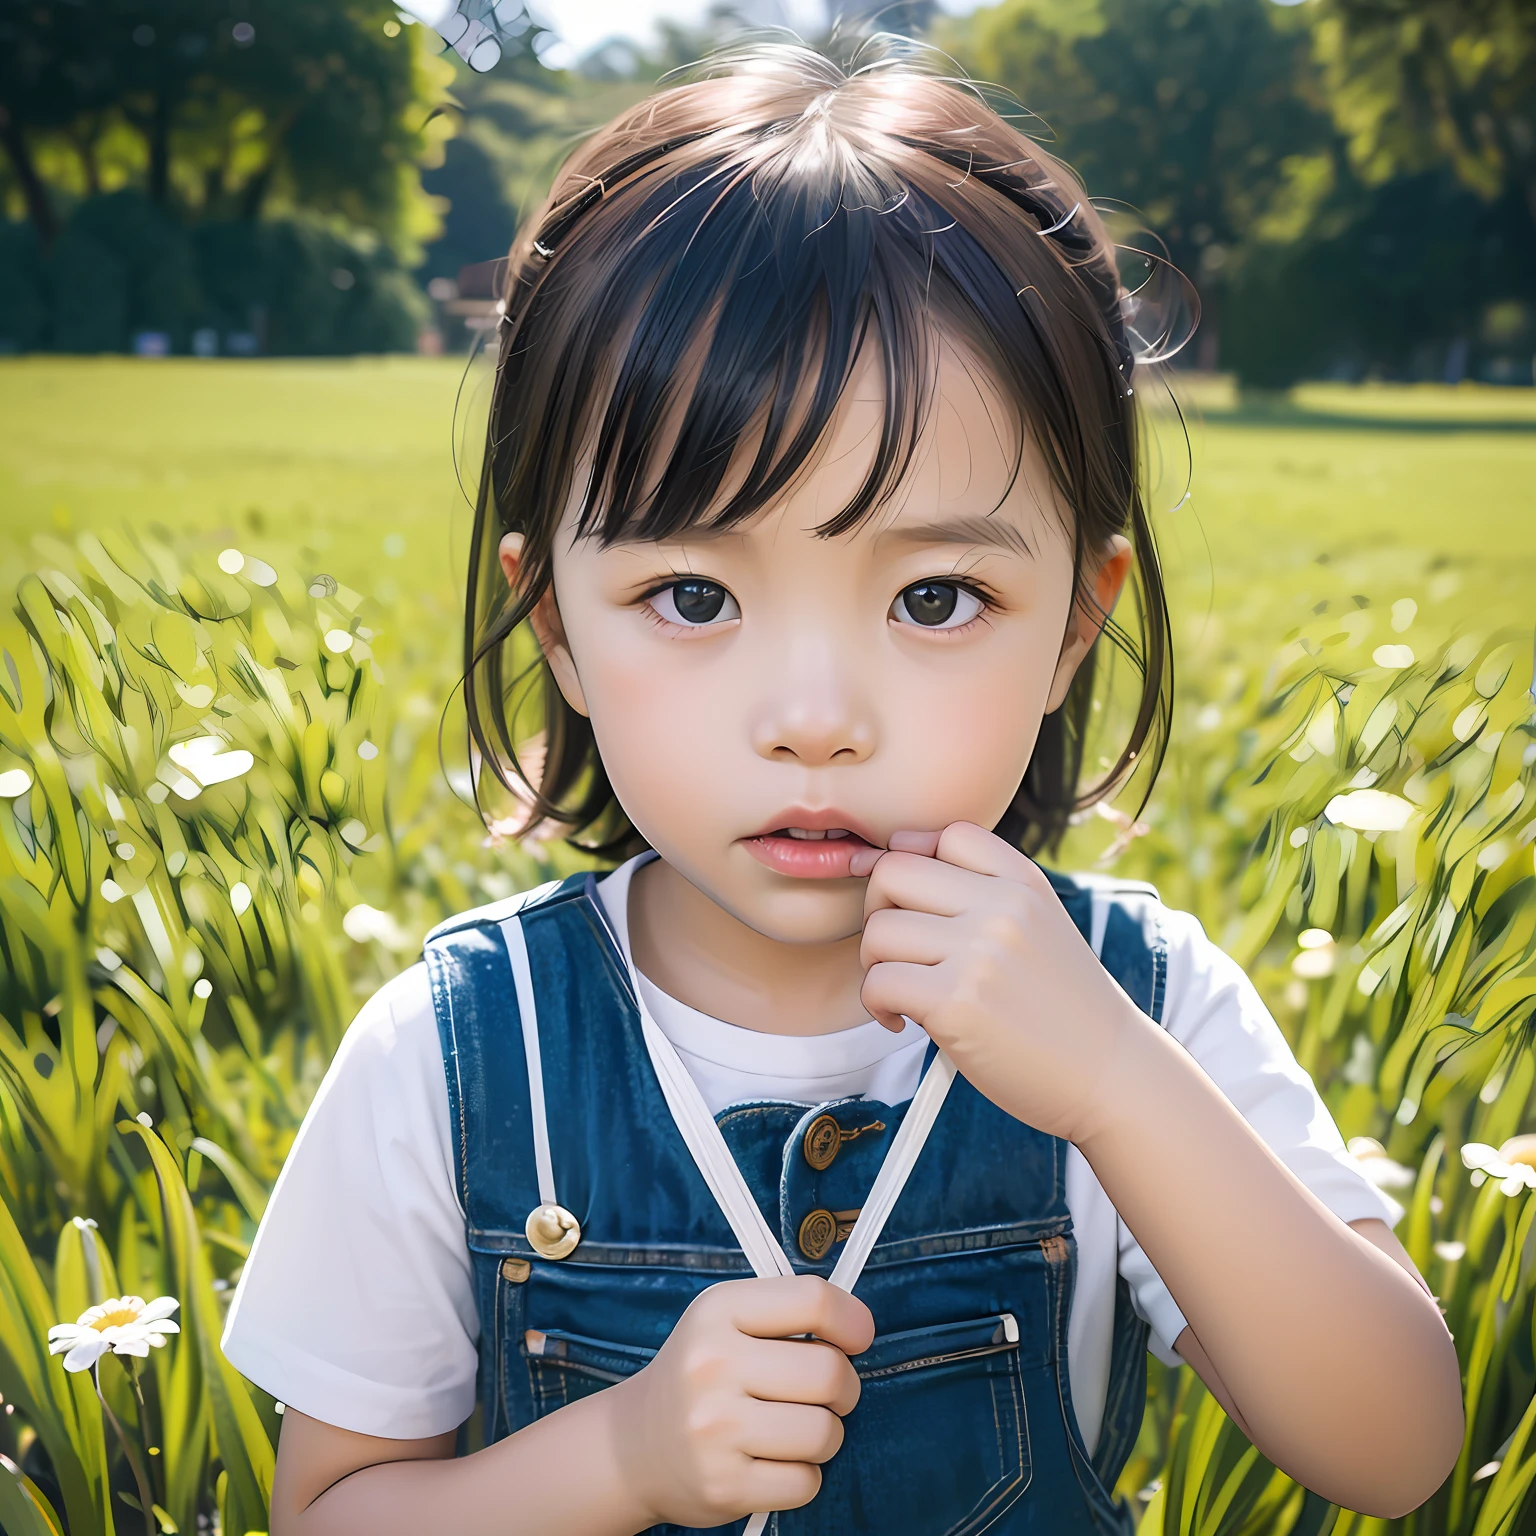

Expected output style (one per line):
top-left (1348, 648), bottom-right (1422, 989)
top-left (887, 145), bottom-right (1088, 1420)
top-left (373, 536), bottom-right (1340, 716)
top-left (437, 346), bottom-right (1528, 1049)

top-left (424, 866), bottom-right (1168, 1535)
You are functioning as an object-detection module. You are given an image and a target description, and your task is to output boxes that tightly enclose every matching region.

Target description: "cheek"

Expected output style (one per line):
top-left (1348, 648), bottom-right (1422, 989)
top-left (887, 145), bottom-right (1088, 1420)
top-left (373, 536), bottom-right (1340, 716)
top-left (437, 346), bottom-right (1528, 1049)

top-left (572, 615), bottom-right (738, 829)
top-left (881, 632), bottom-right (1058, 823)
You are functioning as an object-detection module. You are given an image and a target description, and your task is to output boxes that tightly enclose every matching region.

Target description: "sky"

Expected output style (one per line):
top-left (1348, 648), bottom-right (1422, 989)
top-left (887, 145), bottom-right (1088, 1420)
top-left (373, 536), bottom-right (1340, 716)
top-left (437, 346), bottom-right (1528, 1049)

top-left (524, 1), bottom-right (988, 67)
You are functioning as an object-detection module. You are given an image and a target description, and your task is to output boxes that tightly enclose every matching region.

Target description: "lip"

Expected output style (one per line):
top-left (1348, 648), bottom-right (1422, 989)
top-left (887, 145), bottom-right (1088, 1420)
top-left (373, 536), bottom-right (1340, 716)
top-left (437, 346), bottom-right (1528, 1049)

top-left (739, 809), bottom-right (885, 881)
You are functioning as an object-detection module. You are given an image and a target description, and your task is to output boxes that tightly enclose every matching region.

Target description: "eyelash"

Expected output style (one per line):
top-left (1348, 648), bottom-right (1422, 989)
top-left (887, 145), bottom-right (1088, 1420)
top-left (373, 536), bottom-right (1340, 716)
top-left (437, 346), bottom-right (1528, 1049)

top-left (896, 578), bottom-right (999, 637)
top-left (635, 575), bottom-right (1002, 633)
top-left (637, 578), bottom-right (738, 634)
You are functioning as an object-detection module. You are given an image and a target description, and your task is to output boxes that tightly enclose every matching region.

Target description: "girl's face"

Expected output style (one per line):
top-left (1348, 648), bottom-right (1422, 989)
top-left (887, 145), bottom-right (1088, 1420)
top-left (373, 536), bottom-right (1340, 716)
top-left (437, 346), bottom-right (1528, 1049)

top-left (506, 340), bottom-right (1130, 947)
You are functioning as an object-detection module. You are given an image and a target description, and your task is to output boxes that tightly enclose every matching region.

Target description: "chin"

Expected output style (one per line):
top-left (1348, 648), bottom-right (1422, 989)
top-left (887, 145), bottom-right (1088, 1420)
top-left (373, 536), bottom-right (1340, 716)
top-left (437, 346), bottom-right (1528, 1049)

top-left (723, 877), bottom-right (867, 946)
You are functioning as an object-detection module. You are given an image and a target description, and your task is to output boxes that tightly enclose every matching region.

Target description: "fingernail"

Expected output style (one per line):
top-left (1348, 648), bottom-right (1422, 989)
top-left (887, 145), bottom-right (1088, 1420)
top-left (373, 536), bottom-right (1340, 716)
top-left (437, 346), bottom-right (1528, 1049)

top-left (848, 847), bottom-right (880, 877)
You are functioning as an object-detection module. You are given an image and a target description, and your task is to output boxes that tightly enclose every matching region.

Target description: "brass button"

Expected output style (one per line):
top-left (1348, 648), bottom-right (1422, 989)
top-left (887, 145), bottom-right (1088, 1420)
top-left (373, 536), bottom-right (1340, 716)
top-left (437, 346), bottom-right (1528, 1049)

top-left (525, 1203), bottom-right (581, 1260)
top-left (798, 1208), bottom-right (838, 1261)
top-left (803, 1114), bottom-right (841, 1171)
top-left (500, 1256), bottom-right (531, 1284)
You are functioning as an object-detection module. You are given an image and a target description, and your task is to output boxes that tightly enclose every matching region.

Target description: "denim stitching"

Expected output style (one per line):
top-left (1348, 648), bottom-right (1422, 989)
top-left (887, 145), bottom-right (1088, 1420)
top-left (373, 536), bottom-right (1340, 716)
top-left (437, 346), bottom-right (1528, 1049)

top-left (943, 1354), bottom-right (1030, 1536)
top-left (1048, 1235), bottom-right (1124, 1534)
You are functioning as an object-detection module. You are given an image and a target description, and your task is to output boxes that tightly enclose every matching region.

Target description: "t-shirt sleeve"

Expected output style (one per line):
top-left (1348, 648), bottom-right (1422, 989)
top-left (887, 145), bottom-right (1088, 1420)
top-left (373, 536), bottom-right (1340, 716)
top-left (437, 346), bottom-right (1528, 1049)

top-left (1116, 906), bottom-right (1407, 1370)
top-left (220, 963), bottom-right (480, 1439)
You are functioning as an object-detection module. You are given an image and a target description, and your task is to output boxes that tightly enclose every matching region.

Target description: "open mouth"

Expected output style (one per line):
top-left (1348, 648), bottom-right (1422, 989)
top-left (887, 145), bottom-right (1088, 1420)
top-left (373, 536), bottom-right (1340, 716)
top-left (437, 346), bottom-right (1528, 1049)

top-left (742, 825), bottom-right (880, 879)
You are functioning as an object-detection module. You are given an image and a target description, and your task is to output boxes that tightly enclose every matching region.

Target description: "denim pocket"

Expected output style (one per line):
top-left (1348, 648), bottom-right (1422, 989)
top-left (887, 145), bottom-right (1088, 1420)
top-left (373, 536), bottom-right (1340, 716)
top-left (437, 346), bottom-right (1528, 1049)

top-left (791, 1312), bottom-right (1029, 1536)
top-left (521, 1314), bottom-right (1029, 1536)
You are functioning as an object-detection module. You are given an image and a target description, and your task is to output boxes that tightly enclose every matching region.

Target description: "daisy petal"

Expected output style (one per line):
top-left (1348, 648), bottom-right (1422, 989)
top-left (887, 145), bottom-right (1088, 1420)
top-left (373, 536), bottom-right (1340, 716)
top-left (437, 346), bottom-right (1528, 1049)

top-left (62, 1337), bottom-right (111, 1372)
top-left (137, 1296), bottom-right (181, 1324)
top-left (113, 1339), bottom-right (151, 1357)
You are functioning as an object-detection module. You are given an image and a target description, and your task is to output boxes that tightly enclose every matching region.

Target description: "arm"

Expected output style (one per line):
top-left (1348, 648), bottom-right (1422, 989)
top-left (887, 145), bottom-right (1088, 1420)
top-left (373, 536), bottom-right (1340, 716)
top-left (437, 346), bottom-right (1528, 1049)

top-left (1081, 1025), bottom-right (1463, 1518)
top-left (1172, 1218), bottom-right (1432, 1446)
top-left (269, 1275), bottom-right (872, 1536)
top-left (271, 1392), bottom-right (646, 1536)
top-left (855, 825), bottom-right (1463, 1522)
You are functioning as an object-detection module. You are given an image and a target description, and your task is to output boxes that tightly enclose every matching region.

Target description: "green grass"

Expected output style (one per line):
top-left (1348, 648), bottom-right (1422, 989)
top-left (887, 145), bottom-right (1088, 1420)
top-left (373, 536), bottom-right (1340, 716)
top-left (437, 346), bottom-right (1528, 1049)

top-left (3, 358), bottom-right (1533, 669)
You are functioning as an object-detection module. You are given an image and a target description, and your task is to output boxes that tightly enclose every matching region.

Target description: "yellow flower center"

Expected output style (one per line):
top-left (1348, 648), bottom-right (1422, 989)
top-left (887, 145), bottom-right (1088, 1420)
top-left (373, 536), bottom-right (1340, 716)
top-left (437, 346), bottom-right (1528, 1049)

top-left (90, 1307), bottom-right (140, 1331)
top-left (1500, 1136), bottom-right (1536, 1172)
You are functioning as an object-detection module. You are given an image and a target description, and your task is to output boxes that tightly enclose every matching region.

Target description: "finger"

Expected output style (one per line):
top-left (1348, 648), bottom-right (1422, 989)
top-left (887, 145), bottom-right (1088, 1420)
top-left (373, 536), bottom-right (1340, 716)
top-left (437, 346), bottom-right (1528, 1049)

top-left (739, 1337), bottom-right (863, 1416)
top-left (932, 821), bottom-right (1041, 882)
top-left (886, 828), bottom-right (942, 857)
top-left (738, 1401), bottom-right (846, 1465)
top-left (859, 907), bottom-right (950, 970)
top-left (862, 850), bottom-right (980, 920)
top-left (741, 1458), bottom-right (823, 1514)
top-left (719, 1276), bottom-right (876, 1356)
top-left (861, 959), bottom-right (946, 1029)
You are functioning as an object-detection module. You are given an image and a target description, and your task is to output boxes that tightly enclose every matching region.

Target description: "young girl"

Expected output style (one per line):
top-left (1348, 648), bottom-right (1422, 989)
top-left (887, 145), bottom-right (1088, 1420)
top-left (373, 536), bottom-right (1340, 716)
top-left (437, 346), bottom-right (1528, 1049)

top-left (223, 39), bottom-right (1463, 1536)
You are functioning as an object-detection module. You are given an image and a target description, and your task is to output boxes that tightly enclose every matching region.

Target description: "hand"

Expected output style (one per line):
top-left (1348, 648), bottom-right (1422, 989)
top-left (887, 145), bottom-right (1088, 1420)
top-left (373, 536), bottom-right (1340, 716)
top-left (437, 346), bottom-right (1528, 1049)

top-left (851, 821), bottom-right (1146, 1146)
top-left (609, 1275), bottom-right (874, 1529)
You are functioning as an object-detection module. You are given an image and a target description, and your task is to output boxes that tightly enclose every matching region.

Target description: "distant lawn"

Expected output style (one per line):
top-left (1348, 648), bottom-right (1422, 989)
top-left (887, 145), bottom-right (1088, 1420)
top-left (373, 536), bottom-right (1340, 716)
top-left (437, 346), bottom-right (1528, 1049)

top-left (2, 356), bottom-right (1532, 688)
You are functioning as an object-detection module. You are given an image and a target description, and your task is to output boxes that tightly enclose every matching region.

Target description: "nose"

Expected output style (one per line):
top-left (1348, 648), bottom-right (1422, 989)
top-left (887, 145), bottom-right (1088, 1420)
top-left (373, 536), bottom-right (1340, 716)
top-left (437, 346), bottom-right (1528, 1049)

top-left (749, 644), bottom-right (876, 767)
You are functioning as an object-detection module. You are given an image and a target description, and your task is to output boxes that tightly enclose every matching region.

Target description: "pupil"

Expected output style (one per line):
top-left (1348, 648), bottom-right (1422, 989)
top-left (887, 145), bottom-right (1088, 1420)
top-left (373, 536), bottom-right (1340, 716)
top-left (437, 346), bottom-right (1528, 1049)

top-left (903, 582), bottom-right (957, 626)
top-left (674, 579), bottom-right (725, 623)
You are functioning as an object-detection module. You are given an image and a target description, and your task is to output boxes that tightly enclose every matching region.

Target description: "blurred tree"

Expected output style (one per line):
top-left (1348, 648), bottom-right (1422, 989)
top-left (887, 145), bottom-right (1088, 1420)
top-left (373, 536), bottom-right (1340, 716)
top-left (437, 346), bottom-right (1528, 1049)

top-left (937, 0), bottom-right (1332, 367)
top-left (0, 0), bottom-right (458, 260)
top-left (1310, 0), bottom-right (1536, 220)
top-left (419, 58), bottom-right (650, 282)
top-left (0, 0), bottom-right (103, 241)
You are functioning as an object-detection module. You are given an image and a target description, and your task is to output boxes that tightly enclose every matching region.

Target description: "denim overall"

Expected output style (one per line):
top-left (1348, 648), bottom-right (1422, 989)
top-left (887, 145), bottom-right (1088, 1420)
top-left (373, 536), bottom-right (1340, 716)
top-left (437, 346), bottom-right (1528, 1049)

top-left (424, 865), bottom-right (1168, 1536)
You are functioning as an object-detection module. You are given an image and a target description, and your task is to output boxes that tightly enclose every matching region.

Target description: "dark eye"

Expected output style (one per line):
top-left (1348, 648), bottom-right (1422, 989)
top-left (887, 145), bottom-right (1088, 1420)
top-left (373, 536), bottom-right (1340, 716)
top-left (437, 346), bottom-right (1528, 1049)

top-left (891, 581), bottom-right (983, 630)
top-left (649, 578), bottom-right (740, 628)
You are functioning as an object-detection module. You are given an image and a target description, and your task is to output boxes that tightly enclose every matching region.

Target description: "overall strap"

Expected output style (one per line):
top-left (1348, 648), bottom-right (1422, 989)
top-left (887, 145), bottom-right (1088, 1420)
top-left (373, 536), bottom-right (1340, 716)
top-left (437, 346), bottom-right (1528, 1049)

top-left (1047, 869), bottom-right (1169, 1025)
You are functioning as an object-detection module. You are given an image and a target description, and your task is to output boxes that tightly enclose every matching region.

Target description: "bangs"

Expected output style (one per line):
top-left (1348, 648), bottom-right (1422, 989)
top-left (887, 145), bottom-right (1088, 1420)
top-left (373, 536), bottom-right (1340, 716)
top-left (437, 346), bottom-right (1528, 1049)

top-left (564, 160), bottom-right (952, 548)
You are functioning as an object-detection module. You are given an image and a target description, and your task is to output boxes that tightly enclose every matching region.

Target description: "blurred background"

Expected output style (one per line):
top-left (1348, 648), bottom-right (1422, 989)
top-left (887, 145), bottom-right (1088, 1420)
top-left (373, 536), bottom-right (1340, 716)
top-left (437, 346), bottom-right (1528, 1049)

top-left (2, 6), bottom-right (1536, 1536)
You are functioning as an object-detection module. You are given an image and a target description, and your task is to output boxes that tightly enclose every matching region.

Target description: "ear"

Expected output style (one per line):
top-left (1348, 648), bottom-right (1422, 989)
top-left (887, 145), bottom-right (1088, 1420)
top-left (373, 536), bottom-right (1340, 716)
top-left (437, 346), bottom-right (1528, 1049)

top-left (498, 531), bottom-right (590, 718)
top-left (1045, 534), bottom-right (1133, 714)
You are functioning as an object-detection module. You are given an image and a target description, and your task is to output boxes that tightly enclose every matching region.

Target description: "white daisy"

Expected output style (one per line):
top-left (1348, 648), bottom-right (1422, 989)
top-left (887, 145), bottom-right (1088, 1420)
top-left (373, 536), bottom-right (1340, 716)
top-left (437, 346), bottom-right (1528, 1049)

top-left (48, 1295), bottom-right (180, 1373)
top-left (1461, 1137), bottom-right (1536, 1197)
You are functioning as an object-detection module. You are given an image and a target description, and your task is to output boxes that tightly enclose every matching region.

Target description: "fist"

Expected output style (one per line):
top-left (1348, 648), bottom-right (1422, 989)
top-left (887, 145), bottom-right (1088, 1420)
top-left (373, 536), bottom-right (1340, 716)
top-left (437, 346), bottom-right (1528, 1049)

top-left (610, 1275), bottom-right (874, 1529)
top-left (852, 821), bottom-right (1145, 1146)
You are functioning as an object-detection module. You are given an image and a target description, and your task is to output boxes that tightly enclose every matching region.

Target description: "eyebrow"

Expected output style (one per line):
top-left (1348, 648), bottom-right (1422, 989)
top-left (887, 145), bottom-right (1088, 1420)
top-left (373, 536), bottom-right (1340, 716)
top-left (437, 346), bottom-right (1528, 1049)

top-left (878, 515), bottom-right (1035, 558)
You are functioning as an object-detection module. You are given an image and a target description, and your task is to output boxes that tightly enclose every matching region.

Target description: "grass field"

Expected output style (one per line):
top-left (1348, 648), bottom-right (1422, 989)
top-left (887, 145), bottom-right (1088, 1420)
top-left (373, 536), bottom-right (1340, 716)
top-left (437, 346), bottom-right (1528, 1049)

top-left (4, 358), bottom-right (1533, 662)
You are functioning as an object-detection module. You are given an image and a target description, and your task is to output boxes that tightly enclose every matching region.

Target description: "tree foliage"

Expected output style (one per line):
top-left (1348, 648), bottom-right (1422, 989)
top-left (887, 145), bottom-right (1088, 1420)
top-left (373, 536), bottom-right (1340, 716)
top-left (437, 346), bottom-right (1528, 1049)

top-left (0, 0), bottom-right (456, 260)
top-left (937, 0), bottom-right (1330, 360)
top-left (1310, 0), bottom-right (1536, 220)
top-left (938, 0), bottom-right (1536, 384)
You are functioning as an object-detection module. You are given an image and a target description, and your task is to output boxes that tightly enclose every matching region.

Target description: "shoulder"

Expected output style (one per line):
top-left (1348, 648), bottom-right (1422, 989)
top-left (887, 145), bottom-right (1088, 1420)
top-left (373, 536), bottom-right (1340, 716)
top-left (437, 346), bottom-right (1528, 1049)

top-left (1046, 869), bottom-right (1164, 940)
top-left (423, 873), bottom-right (583, 946)
top-left (315, 962), bottom-right (444, 1112)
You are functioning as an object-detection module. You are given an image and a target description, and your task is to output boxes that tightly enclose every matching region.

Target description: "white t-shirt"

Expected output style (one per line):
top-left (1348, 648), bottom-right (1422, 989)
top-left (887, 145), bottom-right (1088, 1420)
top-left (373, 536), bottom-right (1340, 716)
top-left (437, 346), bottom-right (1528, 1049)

top-left (222, 857), bottom-right (1403, 1456)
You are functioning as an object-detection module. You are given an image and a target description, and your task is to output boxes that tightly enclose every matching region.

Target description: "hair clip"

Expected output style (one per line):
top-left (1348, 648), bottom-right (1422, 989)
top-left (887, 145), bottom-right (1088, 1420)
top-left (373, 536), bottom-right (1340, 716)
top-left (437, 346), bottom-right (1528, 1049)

top-left (524, 130), bottom-right (713, 267)
top-left (1035, 202), bottom-right (1081, 238)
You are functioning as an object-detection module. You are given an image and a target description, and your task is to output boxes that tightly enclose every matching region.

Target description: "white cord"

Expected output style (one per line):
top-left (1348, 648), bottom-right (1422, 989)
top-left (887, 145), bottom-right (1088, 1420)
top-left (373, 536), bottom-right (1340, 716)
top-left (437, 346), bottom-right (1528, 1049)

top-left (827, 1050), bottom-right (957, 1291)
top-left (501, 917), bottom-right (557, 1208)
top-left (625, 960), bottom-right (956, 1536)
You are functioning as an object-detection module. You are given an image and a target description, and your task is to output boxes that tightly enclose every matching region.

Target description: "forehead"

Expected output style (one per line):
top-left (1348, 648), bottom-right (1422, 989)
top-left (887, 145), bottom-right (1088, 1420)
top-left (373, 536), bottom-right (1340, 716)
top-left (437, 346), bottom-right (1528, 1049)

top-left (817, 339), bottom-right (1041, 524)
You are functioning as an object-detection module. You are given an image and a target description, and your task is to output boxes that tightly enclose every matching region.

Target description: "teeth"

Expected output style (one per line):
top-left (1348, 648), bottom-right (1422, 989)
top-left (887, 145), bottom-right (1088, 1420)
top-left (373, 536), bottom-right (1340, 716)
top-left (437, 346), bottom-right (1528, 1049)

top-left (783, 828), bottom-right (851, 840)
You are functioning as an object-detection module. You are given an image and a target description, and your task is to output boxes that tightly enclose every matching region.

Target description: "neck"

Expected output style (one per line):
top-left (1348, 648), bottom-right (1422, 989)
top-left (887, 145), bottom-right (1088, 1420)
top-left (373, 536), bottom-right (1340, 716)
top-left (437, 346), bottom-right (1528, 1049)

top-left (625, 856), bottom-right (871, 1036)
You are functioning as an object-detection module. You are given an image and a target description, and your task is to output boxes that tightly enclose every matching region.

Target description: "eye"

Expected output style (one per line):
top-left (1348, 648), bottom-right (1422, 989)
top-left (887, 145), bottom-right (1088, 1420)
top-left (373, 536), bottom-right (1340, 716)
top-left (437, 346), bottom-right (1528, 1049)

top-left (890, 580), bottom-right (985, 630)
top-left (648, 578), bottom-right (740, 628)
